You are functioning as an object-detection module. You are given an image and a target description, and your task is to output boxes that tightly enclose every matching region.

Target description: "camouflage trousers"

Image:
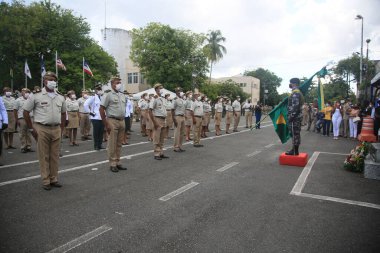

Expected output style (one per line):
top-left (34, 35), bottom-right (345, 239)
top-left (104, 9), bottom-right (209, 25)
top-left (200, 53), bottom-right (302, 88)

top-left (288, 120), bottom-right (301, 146)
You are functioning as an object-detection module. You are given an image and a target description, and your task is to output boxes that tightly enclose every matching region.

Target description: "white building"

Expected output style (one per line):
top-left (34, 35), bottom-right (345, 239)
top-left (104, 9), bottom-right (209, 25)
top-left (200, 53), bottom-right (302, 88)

top-left (213, 75), bottom-right (261, 104)
top-left (101, 28), bottom-right (147, 93)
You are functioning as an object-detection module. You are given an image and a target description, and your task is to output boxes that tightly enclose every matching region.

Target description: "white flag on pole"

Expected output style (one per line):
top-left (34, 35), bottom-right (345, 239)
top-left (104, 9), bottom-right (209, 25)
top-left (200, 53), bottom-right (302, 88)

top-left (25, 60), bottom-right (32, 79)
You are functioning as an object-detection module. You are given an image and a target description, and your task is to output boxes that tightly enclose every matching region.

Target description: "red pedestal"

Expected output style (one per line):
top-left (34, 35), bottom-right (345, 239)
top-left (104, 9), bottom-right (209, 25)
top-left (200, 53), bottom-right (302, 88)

top-left (279, 152), bottom-right (308, 167)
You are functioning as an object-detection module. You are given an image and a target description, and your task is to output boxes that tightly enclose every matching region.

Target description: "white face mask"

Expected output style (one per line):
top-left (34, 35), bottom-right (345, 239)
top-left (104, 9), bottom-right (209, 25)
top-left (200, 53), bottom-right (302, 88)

top-left (205, 98), bottom-right (208, 102)
top-left (24, 93), bottom-right (30, 99)
top-left (115, 83), bottom-right (122, 91)
top-left (179, 92), bottom-right (184, 97)
top-left (197, 96), bottom-right (202, 101)
top-left (219, 99), bottom-right (223, 103)
top-left (46, 81), bottom-right (57, 90)
top-left (83, 94), bottom-right (88, 99)
top-left (159, 90), bottom-right (164, 96)
top-left (188, 95), bottom-right (193, 99)
top-left (71, 94), bottom-right (76, 99)
top-left (5, 91), bottom-right (11, 97)
top-left (97, 90), bottom-right (103, 95)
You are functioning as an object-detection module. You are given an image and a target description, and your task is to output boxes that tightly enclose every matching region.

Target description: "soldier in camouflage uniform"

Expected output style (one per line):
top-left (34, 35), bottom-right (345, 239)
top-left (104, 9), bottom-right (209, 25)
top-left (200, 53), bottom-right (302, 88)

top-left (286, 78), bottom-right (304, 156)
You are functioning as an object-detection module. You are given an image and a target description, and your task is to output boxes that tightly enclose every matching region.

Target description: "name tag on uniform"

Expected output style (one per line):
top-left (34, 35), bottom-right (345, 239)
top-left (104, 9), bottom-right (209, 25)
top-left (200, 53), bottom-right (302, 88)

top-left (40, 102), bottom-right (49, 106)
top-left (114, 98), bottom-right (119, 103)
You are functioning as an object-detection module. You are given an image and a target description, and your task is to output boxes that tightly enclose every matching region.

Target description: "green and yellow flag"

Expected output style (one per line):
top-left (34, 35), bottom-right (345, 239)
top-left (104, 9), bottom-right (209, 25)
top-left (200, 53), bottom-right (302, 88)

top-left (317, 77), bottom-right (325, 110)
top-left (268, 67), bottom-right (328, 144)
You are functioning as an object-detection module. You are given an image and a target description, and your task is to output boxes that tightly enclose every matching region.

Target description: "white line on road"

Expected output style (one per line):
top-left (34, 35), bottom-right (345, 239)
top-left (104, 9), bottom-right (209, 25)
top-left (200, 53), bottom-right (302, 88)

top-left (46, 224), bottom-right (112, 253)
top-left (294, 192), bottom-right (380, 210)
top-left (216, 162), bottom-right (240, 172)
top-left (290, 152), bottom-right (320, 195)
top-left (318, 151), bottom-right (349, 156)
top-left (159, 181), bottom-right (199, 201)
top-left (246, 150), bottom-right (262, 157)
top-left (264, 143), bottom-right (275, 148)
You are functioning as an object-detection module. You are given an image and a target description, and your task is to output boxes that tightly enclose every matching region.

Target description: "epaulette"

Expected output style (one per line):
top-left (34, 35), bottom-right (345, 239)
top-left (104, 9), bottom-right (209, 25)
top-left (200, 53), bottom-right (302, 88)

top-left (56, 90), bottom-right (63, 96)
top-left (33, 89), bottom-right (41, 94)
top-left (104, 90), bottom-right (111, 93)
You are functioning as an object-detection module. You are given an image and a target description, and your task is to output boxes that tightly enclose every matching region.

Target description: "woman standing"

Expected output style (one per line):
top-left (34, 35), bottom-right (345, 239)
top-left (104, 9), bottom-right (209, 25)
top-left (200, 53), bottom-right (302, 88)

top-left (331, 101), bottom-right (343, 140)
top-left (2, 87), bottom-right (16, 149)
top-left (349, 105), bottom-right (360, 139)
top-left (66, 90), bottom-right (80, 146)
top-left (321, 101), bottom-right (333, 137)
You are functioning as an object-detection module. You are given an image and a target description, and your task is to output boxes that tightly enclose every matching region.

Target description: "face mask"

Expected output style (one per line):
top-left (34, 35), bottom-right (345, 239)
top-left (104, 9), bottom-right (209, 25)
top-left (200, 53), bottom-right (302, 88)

top-left (97, 90), bottom-right (103, 95)
top-left (24, 93), bottom-right (30, 99)
top-left (197, 97), bottom-right (201, 101)
top-left (83, 94), bottom-right (88, 99)
top-left (179, 92), bottom-right (184, 97)
top-left (205, 98), bottom-right (208, 102)
top-left (115, 83), bottom-right (122, 91)
top-left (188, 95), bottom-right (193, 99)
top-left (159, 90), bottom-right (164, 96)
top-left (71, 94), bottom-right (76, 99)
top-left (325, 104), bottom-right (329, 107)
top-left (46, 81), bottom-right (57, 90)
top-left (219, 99), bottom-right (223, 103)
top-left (5, 91), bottom-right (11, 97)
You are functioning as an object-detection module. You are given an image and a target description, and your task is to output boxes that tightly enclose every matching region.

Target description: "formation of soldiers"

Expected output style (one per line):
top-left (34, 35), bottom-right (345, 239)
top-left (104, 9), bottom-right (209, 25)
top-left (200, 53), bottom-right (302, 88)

top-left (0, 72), bottom-right (264, 190)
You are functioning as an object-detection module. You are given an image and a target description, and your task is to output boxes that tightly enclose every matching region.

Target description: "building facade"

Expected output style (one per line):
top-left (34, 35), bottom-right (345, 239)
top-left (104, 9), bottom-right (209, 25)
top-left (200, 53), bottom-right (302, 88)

top-left (101, 28), bottom-right (148, 93)
top-left (213, 75), bottom-right (261, 105)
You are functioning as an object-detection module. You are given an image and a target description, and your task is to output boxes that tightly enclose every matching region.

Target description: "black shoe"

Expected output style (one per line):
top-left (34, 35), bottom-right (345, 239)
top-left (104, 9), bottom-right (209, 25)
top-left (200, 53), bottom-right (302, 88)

top-left (194, 144), bottom-right (204, 147)
top-left (26, 148), bottom-right (34, 152)
top-left (285, 148), bottom-right (295, 156)
top-left (21, 148), bottom-right (27, 153)
top-left (160, 155), bottom-right (169, 159)
top-left (50, 182), bottom-right (63, 188)
top-left (154, 156), bottom-right (162, 160)
top-left (110, 166), bottom-right (119, 172)
top-left (43, 185), bottom-right (52, 191)
top-left (179, 148), bottom-right (186, 152)
top-left (174, 149), bottom-right (181, 152)
top-left (116, 165), bottom-right (127, 170)
top-left (233, 130), bottom-right (239, 132)
top-left (99, 146), bottom-right (106, 149)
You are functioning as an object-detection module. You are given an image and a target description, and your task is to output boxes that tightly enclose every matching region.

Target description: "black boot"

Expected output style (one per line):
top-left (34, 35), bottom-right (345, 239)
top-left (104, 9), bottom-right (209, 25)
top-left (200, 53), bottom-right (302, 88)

top-left (294, 145), bottom-right (299, 155)
top-left (285, 146), bottom-right (295, 155)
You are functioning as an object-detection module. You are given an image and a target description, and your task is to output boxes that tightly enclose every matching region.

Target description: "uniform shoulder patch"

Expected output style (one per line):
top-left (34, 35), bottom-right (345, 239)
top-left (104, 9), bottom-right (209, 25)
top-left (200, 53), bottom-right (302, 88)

top-left (104, 90), bottom-right (111, 93)
top-left (56, 90), bottom-right (63, 96)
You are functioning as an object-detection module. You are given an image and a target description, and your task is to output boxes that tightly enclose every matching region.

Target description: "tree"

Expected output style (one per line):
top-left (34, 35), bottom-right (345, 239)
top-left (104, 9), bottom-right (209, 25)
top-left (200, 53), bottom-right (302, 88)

top-left (244, 68), bottom-right (282, 106)
top-left (200, 80), bottom-right (248, 103)
top-left (130, 22), bottom-right (208, 92)
top-left (203, 30), bottom-right (227, 84)
top-left (0, 0), bottom-right (117, 94)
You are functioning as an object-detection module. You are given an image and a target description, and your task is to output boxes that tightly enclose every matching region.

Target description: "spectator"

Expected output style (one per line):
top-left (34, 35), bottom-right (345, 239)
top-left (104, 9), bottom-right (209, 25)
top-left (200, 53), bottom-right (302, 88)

top-left (332, 101), bottom-right (343, 140)
top-left (348, 104), bottom-right (360, 139)
top-left (320, 101), bottom-right (332, 137)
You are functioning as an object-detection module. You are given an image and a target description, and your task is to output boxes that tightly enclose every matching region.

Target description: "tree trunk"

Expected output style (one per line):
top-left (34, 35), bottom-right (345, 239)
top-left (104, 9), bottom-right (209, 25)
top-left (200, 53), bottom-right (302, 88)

top-left (209, 62), bottom-right (213, 85)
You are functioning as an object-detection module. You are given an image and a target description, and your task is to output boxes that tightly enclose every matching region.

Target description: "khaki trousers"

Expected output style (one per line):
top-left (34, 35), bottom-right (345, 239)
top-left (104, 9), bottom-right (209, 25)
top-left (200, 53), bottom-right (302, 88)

top-left (234, 112), bottom-right (241, 130)
top-left (245, 111), bottom-right (253, 127)
top-left (193, 116), bottom-right (202, 145)
top-left (34, 123), bottom-right (61, 186)
top-left (153, 117), bottom-right (166, 156)
top-left (174, 115), bottom-right (185, 149)
top-left (19, 118), bottom-right (32, 149)
top-left (107, 118), bottom-right (125, 167)
top-left (80, 113), bottom-right (91, 137)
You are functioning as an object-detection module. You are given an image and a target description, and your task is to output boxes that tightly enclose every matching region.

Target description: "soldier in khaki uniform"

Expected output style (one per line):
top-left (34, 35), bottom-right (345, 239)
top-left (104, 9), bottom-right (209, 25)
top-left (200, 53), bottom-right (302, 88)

top-left (149, 83), bottom-right (169, 160)
top-left (225, 98), bottom-right (233, 134)
top-left (66, 90), bottom-right (80, 146)
top-left (78, 89), bottom-right (91, 140)
top-left (184, 91), bottom-right (193, 141)
top-left (232, 96), bottom-right (241, 132)
top-left (23, 72), bottom-right (66, 190)
top-left (99, 76), bottom-right (127, 172)
top-left (2, 87), bottom-right (16, 149)
top-left (191, 92), bottom-right (204, 147)
top-left (214, 97), bottom-right (223, 135)
top-left (13, 88), bottom-right (33, 153)
top-left (243, 99), bottom-right (253, 128)
top-left (172, 87), bottom-right (186, 152)
top-left (201, 96), bottom-right (211, 138)
top-left (164, 93), bottom-right (173, 139)
top-left (138, 93), bottom-right (149, 137)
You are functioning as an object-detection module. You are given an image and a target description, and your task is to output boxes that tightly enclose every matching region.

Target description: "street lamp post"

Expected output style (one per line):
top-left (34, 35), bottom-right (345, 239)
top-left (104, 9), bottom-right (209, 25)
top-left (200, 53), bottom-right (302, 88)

top-left (355, 14), bottom-right (363, 98)
top-left (366, 38), bottom-right (371, 99)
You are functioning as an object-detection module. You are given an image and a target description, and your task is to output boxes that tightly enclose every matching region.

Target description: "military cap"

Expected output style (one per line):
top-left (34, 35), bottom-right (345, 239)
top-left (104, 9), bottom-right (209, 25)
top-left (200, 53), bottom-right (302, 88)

top-left (289, 77), bottom-right (300, 85)
top-left (44, 71), bottom-right (57, 80)
top-left (111, 75), bottom-right (121, 81)
top-left (82, 89), bottom-right (89, 93)
top-left (123, 90), bottom-right (130, 95)
top-left (141, 92), bottom-right (148, 98)
top-left (153, 83), bottom-right (163, 89)
top-left (21, 88), bottom-right (31, 92)
top-left (175, 87), bottom-right (183, 92)
top-left (94, 84), bottom-right (102, 90)
top-left (185, 91), bottom-right (192, 95)
top-left (164, 93), bottom-right (170, 97)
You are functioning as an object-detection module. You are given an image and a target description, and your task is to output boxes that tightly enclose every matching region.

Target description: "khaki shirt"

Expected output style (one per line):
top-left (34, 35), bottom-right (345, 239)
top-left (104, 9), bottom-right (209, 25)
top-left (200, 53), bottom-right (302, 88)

top-left (23, 88), bottom-right (66, 125)
top-left (165, 100), bottom-right (173, 110)
top-left (100, 90), bottom-right (126, 118)
top-left (343, 103), bottom-right (351, 120)
top-left (77, 97), bottom-right (88, 113)
top-left (203, 102), bottom-right (211, 113)
top-left (191, 100), bottom-right (204, 116)
top-left (14, 96), bottom-right (33, 118)
top-left (138, 99), bottom-right (149, 110)
top-left (150, 97), bottom-right (166, 117)
top-left (215, 102), bottom-right (223, 113)
top-left (173, 97), bottom-right (185, 116)
top-left (232, 100), bottom-right (241, 112)
top-left (2, 96), bottom-right (15, 111)
top-left (225, 104), bottom-right (233, 112)
top-left (185, 99), bottom-right (193, 110)
top-left (66, 99), bottom-right (80, 112)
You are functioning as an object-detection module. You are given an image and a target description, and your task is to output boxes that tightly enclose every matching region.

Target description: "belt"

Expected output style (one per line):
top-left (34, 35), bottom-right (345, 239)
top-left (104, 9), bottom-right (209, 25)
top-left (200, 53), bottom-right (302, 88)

top-left (166, 109), bottom-right (172, 111)
top-left (37, 122), bottom-right (60, 127)
top-left (80, 112), bottom-right (89, 114)
top-left (68, 111), bottom-right (79, 112)
top-left (195, 115), bottom-right (202, 118)
top-left (108, 117), bottom-right (124, 121)
top-left (7, 110), bottom-right (13, 112)
top-left (155, 116), bottom-right (166, 119)
top-left (186, 109), bottom-right (192, 111)
top-left (176, 114), bottom-right (184, 116)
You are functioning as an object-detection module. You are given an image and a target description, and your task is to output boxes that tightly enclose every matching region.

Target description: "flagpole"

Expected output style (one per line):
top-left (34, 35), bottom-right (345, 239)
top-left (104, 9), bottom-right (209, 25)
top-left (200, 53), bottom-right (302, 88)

top-left (10, 68), bottom-right (13, 91)
top-left (56, 51), bottom-right (59, 89)
top-left (83, 57), bottom-right (85, 90)
top-left (25, 60), bottom-right (27, 88)
top-left (41, 54), bottom-right (43, 87)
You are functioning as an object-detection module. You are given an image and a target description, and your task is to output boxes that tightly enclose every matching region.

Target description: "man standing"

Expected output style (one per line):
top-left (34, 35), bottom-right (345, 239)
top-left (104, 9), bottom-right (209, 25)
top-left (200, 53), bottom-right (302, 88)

top-left (149, 83), bottom-right (169, 160)
top-left (254, 103), bottom-right (262, 129)
top-left (342, 99), bottom-right (351, 138)
top-left (23, 72), bottom-right (66, 190)
top-left (138, 93), bottom-right (149, 137)
top-left (78, 89), bottom-right (91, 141)
top-left (214, 97), bottom-right (223, 135)
top-left (172, 87), bottom-right (186, 152)
top-left (2, 87), bottom-right (16, 149)
top-left (13, 88), bottom-right (33, 153)
top-left (243, 99), bottom-right (253, 128)
top-left (0, 96), bottom-right (8, 165)
top-left (232, 96), bottom-right (241, 132)
top-left (191, 92), bottom-right (204, 147)
top-left (286, 78), bottom-right (304, 156)
top-left (184, 91), bottom-right (193, 141)
top-left (99, 76), bottom-right (127, 172)
top-left (84, 85), bottom-right (104, 151)
top-left (164, 93), bottom-right (173, 139)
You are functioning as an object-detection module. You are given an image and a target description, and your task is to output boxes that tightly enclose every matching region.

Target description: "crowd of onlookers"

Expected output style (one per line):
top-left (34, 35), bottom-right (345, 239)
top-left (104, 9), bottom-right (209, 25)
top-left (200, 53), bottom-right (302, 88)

top-left (301, 98), bottom-right (380, 140)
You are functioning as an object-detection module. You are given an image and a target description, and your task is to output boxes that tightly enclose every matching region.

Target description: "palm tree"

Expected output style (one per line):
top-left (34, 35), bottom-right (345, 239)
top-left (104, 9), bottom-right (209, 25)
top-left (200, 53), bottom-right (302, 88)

top-left (204, 30), bottom-right (227, 84)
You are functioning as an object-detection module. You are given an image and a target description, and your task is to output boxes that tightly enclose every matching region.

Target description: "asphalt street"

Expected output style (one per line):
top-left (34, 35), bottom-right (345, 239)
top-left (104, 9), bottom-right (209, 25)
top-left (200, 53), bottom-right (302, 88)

top-left (0, 117), bottom-right (379, 253)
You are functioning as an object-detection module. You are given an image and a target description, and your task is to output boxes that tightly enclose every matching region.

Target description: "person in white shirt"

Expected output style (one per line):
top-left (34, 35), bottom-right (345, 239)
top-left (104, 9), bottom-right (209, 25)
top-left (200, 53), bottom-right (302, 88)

top-left (164, 93), bottom-right (173, 139)
top-left (243, 99), bottom-right (253, 128)
top-left (191, 92), bottom-right (204, 147)
top-left (0, 96), bottom-right (9, 164)
top-left (232, 96), bottom-right (241, 132)
top-left (84, 85), bottom-right (104, 150)
top-left (214, 97), bottom-right (224, 135)
top-left (13, 88), bottom-right (33, 153)
top-left (138, 93), bottom-right (149, 137)
top-left (123, 91), bottom-right (133, 145)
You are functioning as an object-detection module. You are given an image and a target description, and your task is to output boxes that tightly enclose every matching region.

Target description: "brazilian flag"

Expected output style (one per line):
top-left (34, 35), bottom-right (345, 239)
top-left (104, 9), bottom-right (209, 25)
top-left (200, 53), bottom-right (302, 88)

top-left (268, 67), bottom-right (328, 144)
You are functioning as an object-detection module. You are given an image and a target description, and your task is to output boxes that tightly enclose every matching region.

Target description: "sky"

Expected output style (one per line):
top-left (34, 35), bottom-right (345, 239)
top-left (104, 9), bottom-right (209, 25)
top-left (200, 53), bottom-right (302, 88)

top-left (7, 0), bottom-right (380, 93)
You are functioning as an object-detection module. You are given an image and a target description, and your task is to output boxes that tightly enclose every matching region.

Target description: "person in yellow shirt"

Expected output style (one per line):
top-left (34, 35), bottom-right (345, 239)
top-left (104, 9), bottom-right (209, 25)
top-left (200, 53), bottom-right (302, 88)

top-left (321, 101), bottom-right (333, 136)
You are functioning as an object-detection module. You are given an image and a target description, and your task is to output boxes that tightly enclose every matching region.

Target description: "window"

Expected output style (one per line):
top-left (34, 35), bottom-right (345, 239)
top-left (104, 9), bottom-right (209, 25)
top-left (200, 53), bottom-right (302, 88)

top-left (140, 73), bottom-right (144, 84)
top-left (128, 73), bottom-right (132, 84)
top-left (133, 72), bottom-right (138, 84)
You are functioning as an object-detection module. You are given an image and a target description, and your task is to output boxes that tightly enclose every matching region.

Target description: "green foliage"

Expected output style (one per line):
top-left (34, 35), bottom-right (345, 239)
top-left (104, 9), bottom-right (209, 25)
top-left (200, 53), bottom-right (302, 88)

top-left (130, 22), bottom-right (208, 92)
top-left (203, 30), bottom-right (227, 84)
top-left (244, 68), bottom-right (282, 106)
top-left (344, 142), bottom-right (370, 173)
top-left (200, 80), bottom-right (248, 103)
top-left (0, 0), bottom-right (117, 94)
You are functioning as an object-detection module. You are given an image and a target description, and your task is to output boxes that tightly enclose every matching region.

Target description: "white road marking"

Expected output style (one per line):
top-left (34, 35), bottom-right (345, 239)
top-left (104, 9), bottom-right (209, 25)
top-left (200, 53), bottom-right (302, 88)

top-left (294, 192), bottom-right (380, 210)
top-left (247, 150), bottom-right (262, 157)
top-left (216, 162), bottom-right (240, 172)
top-left (290, 152), bottom-right (320, 195)
top-left (91, 168), bottom-right (98, 171)
top-left (318, 151), bottom-right (349, 156)
top-left (65, 151), bottom-right (70, 153)
top-left (264, 143), bottom-right (274, 148)
top-left (159, 181), bottom-right (199, 201)
top-left (46, 224), bottom-right (112, 253)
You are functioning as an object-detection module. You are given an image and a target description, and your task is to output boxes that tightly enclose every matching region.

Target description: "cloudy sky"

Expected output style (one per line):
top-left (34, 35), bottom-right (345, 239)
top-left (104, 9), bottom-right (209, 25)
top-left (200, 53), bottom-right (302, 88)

top-left (9, 0), bottom-right (380, 93)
